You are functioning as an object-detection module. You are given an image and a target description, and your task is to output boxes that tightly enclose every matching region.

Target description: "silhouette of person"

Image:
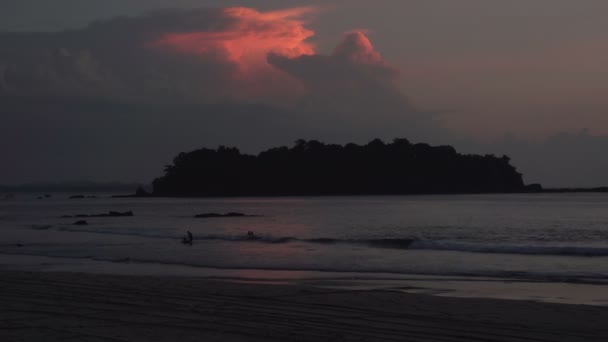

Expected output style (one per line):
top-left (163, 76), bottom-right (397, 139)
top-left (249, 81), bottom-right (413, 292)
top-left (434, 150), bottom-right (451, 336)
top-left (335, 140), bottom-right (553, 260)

top-left (182, 230), bottom-right (193, 245)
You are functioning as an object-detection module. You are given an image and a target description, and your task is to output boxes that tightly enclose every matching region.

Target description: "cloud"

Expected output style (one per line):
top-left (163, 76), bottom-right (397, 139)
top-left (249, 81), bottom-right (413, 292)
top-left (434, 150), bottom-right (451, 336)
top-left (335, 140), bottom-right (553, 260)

top-left (267, 30), bottom-right (437, 140)
top-left (145, 7), bottom-right (318, 102)
top-left (0, 7), bottom-right (419, 107)
top-left (150, 7), bottom-right (317, 61)
top-left (0, 6), bottom-right (444, 184)
top-left (333, 31), bottom-right (385, 65)
top-left (0, 7), bottom-right (316, 102)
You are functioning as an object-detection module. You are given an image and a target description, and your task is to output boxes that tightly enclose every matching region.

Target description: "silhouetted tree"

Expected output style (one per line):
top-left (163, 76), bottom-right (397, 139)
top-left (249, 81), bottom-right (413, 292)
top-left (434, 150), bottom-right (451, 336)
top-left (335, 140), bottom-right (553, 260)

top-left (152, 138), bottom-right (526, 196)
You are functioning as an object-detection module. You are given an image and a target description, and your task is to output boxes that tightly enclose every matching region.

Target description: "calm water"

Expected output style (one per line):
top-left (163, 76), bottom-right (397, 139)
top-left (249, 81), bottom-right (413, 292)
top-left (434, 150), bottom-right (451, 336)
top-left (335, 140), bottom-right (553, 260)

top-left (2, 193), bottom-right (608, 284)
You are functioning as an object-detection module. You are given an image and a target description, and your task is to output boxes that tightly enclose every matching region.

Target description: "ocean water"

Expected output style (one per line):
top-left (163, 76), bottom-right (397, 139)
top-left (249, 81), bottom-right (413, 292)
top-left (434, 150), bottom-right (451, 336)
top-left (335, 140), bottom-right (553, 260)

top-left (2, 193), bottom-right (608, 286)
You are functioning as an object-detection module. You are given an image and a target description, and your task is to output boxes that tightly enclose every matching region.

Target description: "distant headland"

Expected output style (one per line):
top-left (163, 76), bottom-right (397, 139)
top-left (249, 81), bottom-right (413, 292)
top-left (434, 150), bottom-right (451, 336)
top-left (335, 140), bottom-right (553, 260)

top-left (151, 138), bottom-right (534, 197)
top-left (0, 181), bottom-right (143, 194)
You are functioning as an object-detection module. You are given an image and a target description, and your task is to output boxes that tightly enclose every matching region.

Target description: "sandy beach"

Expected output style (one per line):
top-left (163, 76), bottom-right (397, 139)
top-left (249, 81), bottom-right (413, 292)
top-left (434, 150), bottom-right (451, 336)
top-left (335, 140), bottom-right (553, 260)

top-left (2, 271), bottom-right (608, 341)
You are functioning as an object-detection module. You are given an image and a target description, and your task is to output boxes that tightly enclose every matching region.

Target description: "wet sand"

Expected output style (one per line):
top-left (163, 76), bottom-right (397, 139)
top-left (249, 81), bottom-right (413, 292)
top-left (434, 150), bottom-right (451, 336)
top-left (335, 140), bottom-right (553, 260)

top-left (2, 271), bottom-right (608, 342)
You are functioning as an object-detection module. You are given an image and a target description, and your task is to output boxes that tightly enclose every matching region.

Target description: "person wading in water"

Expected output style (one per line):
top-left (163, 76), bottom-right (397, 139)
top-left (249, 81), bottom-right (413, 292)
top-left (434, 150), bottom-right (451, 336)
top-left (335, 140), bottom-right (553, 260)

top-left (182, 231), bottom-right (193, 245)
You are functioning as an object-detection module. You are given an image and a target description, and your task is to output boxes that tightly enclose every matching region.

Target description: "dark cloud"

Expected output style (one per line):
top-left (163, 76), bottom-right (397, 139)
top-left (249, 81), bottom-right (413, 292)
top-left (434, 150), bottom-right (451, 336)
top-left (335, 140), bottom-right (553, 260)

top-left (267, 31), bottom-right (438, 141)
top-left (0, 7), bottom-right (445, 184)
top-left (8, 6), bottom-right (606, 188)
top-left (0, 9), bottom-right (243, 101)
top-left (0, 7), bottom-right (420, 108)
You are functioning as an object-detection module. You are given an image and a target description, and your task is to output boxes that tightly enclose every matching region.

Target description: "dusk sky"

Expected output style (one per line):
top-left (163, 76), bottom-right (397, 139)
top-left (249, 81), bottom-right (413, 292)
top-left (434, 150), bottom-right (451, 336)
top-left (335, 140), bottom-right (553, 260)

top-left (2, 0), bottom-right (608, 187)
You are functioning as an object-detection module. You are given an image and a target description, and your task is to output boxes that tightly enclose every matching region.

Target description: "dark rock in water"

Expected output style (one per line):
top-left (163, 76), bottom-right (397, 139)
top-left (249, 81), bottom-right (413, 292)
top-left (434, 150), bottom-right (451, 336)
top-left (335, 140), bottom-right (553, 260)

top-left (194, 212), bottom-right (257, 218)
top-left (69, 194), bottom-right (97, 199)
top-left (195, 213), bottom-right (221, 218)
top-left (16, 243), bottom-right (24, 247)
top-left (364, 238), bottom-right (416, 249)
top-left (105, 211), bottom-right (133, 217)
top-left (112, 186), bottom-right (153, 198)
top-left (44, 194), bottom-right (52, 198)
top-left (73, 220), bottom-right (88, 226)
top-left (62, 211), bottom-right (134, 218)
top-left (30, 225), bottom-right (52, 230)
top-left (227, 212), bottom-right (249, 217)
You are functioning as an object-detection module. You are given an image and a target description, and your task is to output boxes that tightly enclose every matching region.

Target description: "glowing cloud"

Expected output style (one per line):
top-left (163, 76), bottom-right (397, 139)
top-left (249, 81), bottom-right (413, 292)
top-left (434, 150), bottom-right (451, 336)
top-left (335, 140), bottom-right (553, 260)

top-left (143, 7), bottom-right (319, 101)
top-left (151, 7), bottom-right (317, 73)
top-left (0, 6), bottom-right (408, 110)
top-left (333, 31), bottom-right (384, 65)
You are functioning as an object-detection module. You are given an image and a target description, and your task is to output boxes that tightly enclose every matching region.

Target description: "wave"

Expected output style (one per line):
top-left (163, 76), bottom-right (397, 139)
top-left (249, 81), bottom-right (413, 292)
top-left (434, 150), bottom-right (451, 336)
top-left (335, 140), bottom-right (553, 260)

top-left (192, 235), bottom-right (608, 257)
top-left (34, 225), bottom-right (608, 257)
top-left (408, 240), bottom-right (608, 257)
top-left (56, 226), bottom-right (178, 240)
top-left (3, 251), bottom-right (608, 285)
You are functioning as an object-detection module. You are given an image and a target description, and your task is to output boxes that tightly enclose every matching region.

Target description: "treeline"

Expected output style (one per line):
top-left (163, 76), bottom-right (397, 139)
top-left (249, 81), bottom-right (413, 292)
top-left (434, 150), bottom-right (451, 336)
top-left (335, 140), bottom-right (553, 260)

top-left (152, 139), bottom-right (527, 197)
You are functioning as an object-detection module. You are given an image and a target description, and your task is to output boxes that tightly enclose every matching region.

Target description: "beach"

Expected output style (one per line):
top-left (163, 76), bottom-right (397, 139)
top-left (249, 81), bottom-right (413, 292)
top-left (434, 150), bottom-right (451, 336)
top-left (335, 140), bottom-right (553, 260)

top-left (4, 194), bottom-right (608, 341)
top-left (2, 271), bottom-right (608, 342)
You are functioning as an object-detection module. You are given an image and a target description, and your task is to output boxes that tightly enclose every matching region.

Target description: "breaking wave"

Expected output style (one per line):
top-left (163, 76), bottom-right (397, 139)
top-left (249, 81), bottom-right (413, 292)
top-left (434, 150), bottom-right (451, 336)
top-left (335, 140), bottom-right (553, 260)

top-left (40, 225), bottom-right (608, 257)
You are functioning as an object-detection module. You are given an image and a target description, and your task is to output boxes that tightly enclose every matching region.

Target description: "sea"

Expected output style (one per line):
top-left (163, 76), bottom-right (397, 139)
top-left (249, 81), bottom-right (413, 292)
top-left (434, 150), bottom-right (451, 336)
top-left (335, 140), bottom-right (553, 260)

top-left (2, 192), bottom-right (608, 305)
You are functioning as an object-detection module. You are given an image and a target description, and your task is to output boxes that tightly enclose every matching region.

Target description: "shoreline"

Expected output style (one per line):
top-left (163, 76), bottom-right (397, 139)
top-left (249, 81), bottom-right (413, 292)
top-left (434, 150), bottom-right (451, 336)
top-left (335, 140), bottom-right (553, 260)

top-left (2, 270), bottom-right (608, 341)
top-left (3, 253), bottom-right (608, 307)
top-left (114, 190), bottom-right (600, 199)
top-left (6, 190), bottom-right (608, 201)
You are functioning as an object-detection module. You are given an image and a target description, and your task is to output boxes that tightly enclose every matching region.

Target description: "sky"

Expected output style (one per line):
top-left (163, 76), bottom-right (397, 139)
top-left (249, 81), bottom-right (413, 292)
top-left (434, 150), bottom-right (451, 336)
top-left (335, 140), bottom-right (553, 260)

top-left (1, 0), bottom-right (608, 187)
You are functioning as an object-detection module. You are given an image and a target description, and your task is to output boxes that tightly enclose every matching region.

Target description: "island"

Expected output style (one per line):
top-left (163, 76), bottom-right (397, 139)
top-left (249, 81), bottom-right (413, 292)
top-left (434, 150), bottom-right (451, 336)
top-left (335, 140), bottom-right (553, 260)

top-left (151, 138), bottom-right (530, 197)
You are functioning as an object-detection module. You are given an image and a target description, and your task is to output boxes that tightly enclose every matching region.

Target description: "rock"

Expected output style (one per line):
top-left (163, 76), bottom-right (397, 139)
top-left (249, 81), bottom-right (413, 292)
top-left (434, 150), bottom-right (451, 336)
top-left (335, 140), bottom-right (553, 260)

top-left (73, 220), bottom-right (88, 226)
top-left (106, 211), bottom-right (133, 217)
top-left (111, 186), bottom-right (153, 198)
top-left (194, 212), bottom-right (257, 218)
top-left (30, 225), bottom-right (52, 230)
top-left (62, 211), bottom-right (134, 218)
top-left (195, 213), bottom-right (227, 218)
